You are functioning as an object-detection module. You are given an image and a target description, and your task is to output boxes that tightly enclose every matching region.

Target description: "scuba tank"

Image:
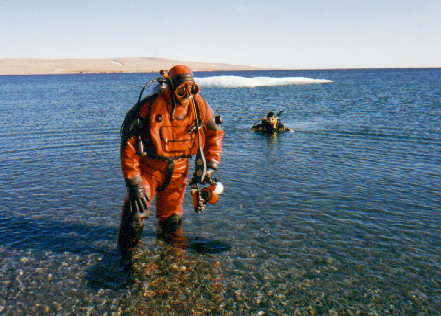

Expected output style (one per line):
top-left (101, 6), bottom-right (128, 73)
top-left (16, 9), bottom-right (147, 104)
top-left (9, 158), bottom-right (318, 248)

top-left (121, 71), bottom-right (169, 156)
top-left (127, 70), bottom-right (171, 156)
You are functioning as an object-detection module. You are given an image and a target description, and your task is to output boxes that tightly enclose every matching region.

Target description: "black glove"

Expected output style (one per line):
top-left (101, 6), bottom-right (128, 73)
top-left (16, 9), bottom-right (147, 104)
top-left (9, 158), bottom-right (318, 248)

top-left (125, 177), bottom-right (149, 214)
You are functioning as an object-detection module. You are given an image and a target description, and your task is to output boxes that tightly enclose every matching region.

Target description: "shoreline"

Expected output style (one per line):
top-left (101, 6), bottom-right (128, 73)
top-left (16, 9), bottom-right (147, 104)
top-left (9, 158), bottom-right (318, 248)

top-left (0, 57), bottom-right (263, 76)
top-left (1, 58), bottom-right (440, 76)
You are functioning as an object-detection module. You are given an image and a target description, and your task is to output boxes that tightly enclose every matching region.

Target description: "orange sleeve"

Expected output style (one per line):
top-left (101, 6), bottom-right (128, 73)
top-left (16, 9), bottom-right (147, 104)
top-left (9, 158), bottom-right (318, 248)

top-left (200, 98), bottom-right (224, 167)
top-left (204, 128), bottom-right (224, 166)
top-left (121, 136), bottom-right (141, 179)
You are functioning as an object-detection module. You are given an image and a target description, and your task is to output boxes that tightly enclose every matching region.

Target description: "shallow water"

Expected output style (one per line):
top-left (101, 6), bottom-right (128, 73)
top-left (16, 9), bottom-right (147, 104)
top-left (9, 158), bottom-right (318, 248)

top-left (1, 69), bottom-right (440, 315)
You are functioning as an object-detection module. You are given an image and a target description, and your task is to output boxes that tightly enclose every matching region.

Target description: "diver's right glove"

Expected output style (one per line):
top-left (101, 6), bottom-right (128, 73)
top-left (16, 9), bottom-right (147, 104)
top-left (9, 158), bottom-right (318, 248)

top-left (125, 176), bottom-right (149, 214)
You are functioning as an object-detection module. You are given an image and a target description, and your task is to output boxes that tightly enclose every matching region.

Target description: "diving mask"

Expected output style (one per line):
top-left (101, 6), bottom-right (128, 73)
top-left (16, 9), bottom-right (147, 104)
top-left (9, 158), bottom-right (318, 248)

top-left (175, 81), bottom-right (199, 98)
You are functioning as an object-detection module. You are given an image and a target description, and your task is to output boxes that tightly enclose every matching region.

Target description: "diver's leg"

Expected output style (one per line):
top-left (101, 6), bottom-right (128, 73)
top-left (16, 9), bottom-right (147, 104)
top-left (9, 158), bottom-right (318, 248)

top-left (117, 179), bottom-right (153, 265)
top-left (117, 201), bottom-right (150, 249)
top-left (156, 159), bottom-right (189, 248)
top-left (157, 213), bottom-right (188, 248)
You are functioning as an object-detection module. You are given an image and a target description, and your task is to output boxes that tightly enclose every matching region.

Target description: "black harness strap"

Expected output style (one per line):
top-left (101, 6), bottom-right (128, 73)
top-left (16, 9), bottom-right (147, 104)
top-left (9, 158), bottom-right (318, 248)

top-left (145, 151), bottom-right (192, 192)
top-left (157, 158), bottom-right (175, 192)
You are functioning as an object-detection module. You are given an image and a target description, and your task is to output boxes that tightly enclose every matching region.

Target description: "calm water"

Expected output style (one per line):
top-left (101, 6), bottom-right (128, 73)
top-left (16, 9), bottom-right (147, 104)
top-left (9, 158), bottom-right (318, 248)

top-left (0, 68), bottom-right (440, 315)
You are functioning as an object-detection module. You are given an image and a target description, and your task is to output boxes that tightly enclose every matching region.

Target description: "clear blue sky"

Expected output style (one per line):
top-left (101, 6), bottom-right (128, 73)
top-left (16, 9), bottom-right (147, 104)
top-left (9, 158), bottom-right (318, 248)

top-left (1, 0), bottom-right (440, 69)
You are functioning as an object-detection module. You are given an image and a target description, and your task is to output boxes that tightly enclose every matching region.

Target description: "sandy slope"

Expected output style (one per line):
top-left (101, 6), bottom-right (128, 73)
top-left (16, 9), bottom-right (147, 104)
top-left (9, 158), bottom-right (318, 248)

top-left (0, 57), bottom-right (260, 75)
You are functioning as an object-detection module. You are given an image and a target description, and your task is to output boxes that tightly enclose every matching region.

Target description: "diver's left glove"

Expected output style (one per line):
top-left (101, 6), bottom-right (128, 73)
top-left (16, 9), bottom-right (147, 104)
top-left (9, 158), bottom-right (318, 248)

top-left (203, 160), bottom-right (219, 183)
top-left (125, 176), bottom-right (149, 214)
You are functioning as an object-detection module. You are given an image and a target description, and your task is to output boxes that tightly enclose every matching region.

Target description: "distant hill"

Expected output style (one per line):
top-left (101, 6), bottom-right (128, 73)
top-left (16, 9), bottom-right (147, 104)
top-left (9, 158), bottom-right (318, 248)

top-left (0, 57), bottom-right (261, 75)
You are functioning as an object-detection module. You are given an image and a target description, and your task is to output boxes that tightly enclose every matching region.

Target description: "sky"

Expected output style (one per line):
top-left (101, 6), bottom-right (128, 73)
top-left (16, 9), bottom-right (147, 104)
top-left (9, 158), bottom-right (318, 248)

top-left (1, 0), bottom-right (440, 69)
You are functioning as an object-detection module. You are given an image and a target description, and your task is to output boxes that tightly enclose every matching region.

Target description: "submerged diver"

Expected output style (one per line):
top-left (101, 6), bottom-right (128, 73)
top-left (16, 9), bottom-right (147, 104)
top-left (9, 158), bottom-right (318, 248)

top-left (252, 111), bottom-right (291, 133)
top-left (118, 65), bottom-right (224, 263)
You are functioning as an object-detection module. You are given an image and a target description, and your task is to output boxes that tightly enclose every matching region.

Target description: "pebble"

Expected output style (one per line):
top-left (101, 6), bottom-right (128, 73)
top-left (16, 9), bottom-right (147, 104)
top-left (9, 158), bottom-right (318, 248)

top-left (2, 237), bottom-right (439, 315)
top-left (143, 290), bottom-right (155, 298)
top-left (35, 304), bottom-right (50, 313)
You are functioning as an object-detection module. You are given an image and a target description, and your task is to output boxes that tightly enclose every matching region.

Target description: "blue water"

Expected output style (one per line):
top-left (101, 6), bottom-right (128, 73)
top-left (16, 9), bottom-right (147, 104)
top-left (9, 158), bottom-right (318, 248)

top-left (0, 68), bottom-right (440, 315)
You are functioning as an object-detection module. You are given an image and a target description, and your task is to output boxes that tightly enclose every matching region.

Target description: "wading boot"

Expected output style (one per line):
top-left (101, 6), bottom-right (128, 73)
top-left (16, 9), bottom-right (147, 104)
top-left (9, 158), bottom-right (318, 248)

top-left (157, 214), bottom-right (189, 249)
top-left (117, 204), bottom-right (149, 269)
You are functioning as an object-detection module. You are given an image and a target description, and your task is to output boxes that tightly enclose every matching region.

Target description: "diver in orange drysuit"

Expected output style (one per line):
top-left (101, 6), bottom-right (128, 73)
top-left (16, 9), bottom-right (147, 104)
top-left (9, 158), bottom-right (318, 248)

top-left (118, 65), bottom-right (224, 260)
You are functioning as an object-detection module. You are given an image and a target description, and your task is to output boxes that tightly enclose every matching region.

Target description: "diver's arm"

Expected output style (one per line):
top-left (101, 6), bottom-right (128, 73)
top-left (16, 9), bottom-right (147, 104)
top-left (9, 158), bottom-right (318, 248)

top-left (121, 136), bottom-right (150, 213)
top-left (200, 98), bottom-right (224, 170)
top-left (120, 99), bottom-right (153, 180)
top-left (121, 136), bottom-right (142, 180)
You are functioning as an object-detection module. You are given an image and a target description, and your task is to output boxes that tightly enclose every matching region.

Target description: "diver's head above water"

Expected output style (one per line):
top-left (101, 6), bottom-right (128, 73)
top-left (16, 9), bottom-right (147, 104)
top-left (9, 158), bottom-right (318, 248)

top-left (265, 111), bottom-right (277, 128)
top-left (168, 65), bottom-right (199, 106)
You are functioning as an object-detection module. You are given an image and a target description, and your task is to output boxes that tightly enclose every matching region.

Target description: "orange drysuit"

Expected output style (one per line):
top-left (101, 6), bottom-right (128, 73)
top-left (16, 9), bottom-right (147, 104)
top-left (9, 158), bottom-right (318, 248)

top-left (118, 65), bottom-right (223, 254)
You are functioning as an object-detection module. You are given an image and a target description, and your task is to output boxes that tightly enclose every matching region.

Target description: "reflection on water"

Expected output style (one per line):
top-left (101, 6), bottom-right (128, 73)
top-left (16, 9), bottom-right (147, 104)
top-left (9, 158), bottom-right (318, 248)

top-left (120, 243), bottom-right (226, 315)
top-left (1, 69), bottom-right (441, 314)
